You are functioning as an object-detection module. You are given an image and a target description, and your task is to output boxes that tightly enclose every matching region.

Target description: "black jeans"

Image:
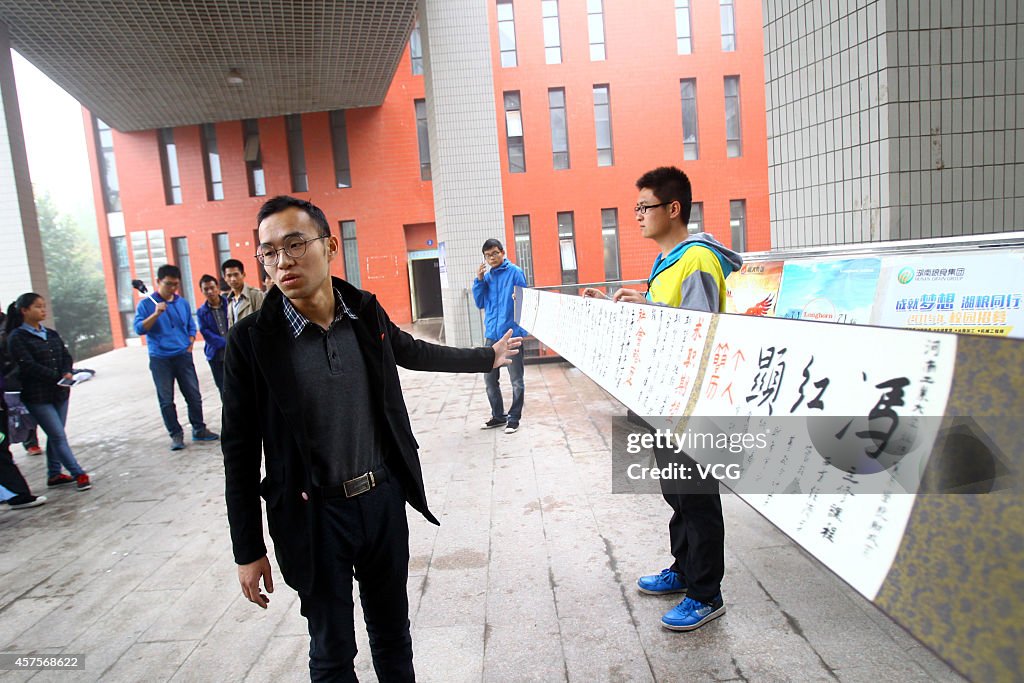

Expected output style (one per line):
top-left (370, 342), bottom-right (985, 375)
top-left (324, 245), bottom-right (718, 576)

top-left (655, 445), bottom-right (725, 603)
top-left (300, 476), bottom-right (414, 682)
top-left (208, 359), bottom-right (225, 396)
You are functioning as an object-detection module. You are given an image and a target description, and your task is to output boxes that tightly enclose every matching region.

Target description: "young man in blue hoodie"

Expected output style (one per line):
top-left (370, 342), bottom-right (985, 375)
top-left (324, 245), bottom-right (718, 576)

top-left (134, 264), bottom-right (219, 451)
top-left (585, 166), bottom-right (742, 632)
top-left (472, 239), bottom-right (528, 433)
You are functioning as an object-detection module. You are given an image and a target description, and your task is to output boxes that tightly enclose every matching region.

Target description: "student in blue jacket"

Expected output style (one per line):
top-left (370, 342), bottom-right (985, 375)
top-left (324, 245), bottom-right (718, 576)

top-left (472, 239), bottom-right (528, 433)
top-left (133, 264), bottom-right (219, 451)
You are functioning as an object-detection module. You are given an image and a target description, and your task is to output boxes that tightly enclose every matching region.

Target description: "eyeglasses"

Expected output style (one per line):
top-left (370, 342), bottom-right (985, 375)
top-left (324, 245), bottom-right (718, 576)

top-left (483, 250), bottom-right (504, 259)
top-left (634, 202), bottom-right (671, 215)
top-left (255, 235), bottom-right (328, 266)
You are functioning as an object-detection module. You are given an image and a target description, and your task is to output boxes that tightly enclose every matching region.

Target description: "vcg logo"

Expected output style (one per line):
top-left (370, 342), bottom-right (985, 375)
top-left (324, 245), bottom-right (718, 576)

top-left (897, 267), bottom-right (915, 284)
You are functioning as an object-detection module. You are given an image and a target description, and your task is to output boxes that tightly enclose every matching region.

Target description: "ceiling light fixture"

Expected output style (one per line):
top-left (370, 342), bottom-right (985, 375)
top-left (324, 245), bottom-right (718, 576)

top-left (226, 69), bottom-right (244, 85)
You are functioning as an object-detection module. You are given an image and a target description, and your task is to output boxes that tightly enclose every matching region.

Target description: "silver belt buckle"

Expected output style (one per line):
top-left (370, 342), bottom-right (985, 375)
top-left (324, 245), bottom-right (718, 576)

top-left (343, 472), bottom-right (372, 498)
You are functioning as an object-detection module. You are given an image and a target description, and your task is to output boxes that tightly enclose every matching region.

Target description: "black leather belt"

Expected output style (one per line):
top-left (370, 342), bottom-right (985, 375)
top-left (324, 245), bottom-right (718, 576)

top-left (320, 467), bottom-right (389, 500)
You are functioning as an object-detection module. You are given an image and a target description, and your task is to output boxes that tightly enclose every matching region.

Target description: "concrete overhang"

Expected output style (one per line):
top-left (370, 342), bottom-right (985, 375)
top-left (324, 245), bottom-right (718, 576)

top-left (0, 0), bottom-right (417, 131)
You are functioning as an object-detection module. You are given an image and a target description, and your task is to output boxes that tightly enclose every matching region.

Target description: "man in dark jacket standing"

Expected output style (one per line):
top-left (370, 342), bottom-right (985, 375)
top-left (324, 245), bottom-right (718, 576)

top-left (472, 239), bottom-right (528, 433)
top-left (223, 196), bottom-right (521, 682)
top-left (196, 275), bottom-right (229, 395)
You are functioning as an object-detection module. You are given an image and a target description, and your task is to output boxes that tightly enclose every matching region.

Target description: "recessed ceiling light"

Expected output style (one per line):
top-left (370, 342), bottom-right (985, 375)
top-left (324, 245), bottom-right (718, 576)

top-left (226, 69), bottom-right (244, 85)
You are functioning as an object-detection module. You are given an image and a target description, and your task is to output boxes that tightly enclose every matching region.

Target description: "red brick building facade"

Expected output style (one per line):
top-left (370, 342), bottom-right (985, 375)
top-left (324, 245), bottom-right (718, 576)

top-left (87, 0), bottom-right (769, 346)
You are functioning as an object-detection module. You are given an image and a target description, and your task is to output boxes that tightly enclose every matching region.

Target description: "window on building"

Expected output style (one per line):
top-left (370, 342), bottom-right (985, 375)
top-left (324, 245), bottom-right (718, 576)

top-left (341, 220), bottom-right (361, 288)
top-left (512, 215), bottom-right (534, 286)
top-left (131, 232), bottom-right (152, 293)
top-left (504, 91), bottom-right (526, 173)
top-left (200, 124), bottom-right (224, 201)
top-left (410, 20), bottom-right (424, 74)
top-left (243, 118), bottom-right (266, 197)
top-left (285, 114), bottom-right (308, 193)
top-left (601, 208), bottom-right (620, 281)
top-left (675, 0), bottom-right (693, 55)
top-left (730, 200), bottom-right (747, 251)
top-left (593, 85), bottom-right (614, 167)
top-left (93, 117), bottom-right (121, 213)
top-left (688, 202), bottom-right (704, 234)
top-left (158, 128), bottom-right (182, 205)
top-left (557, 211), bottom-right (577, 285)
top-left (131, 229), bottom-right (166, 297)
top-left (213, 232), bottom-right (231, 274)
top-left (725, 76), bottom-right (742, 157)
top-left (111, 235), bottom-right (136, 337)
top-left (415, 100), bottom-right (431, 181)
top-left (496, 0), bottom-right (518, 67)
top-left (549, 88), bottom-right (570, 170)
top-left (680, 79), bottom-right (699, 161)
top-left (542, 0), bottom-right (562, 64)
top-left (172, 237), bottom-right (196, 308)
top-left (329, 110), bottom-right (352, 188)
top-left (587, 0), bottom-right (606, 60)
top-left (720, 0), bottom-right (737, 51)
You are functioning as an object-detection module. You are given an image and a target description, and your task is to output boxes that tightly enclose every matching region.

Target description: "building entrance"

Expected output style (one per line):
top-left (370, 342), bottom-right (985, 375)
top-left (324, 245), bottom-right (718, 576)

top-left (410, 257), bottom-right (443, 319)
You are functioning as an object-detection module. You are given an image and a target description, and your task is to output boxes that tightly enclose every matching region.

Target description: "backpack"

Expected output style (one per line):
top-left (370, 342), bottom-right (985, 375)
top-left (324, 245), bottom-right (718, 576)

top-left (0, 329), bottom-right (19, 393)
top-left (4, 391), bottom-right (35, 444)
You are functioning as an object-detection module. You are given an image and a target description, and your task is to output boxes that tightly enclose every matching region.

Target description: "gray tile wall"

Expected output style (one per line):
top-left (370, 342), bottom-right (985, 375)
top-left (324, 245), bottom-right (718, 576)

top-left (763, 0), bottom-right (1023, 247)
top-left (421, 0), bottom-right (505, 347)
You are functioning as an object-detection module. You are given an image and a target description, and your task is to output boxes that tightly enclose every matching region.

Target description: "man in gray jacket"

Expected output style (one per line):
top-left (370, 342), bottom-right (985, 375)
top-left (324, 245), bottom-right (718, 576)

top-left (222, 258), bottom-right (266, 328)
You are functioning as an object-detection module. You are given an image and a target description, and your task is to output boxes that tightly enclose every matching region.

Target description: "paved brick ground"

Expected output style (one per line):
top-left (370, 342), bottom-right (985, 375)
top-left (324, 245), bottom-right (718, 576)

top-left (0, 329), bottom-right (964, 682)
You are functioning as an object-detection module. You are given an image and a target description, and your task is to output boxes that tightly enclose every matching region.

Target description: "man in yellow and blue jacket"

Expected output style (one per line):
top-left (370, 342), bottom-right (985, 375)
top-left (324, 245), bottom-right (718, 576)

top-left (586, 166), bottom-right (741, 632)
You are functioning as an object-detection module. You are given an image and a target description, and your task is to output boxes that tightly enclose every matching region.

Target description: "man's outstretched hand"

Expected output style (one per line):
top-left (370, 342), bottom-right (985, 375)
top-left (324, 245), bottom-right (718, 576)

top-left (238, 555), bottom-right (275, 609)
top-left (491, 329), bottom-right (523, 369)
top-left (611, 287), bottom-right (647, 304)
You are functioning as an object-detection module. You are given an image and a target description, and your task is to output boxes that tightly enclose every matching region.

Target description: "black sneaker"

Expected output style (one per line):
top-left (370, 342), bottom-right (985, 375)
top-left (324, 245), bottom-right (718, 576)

top-left (8, 494), bottom-right (46, 509)
top-left (170, 434), bottom-right (186, 451)
top-left (481, 417), bottom-right (507, 430)
top-left (192, 428), bottom-right (219, 442)
top-left (504, 421), bottom-right (520, 434)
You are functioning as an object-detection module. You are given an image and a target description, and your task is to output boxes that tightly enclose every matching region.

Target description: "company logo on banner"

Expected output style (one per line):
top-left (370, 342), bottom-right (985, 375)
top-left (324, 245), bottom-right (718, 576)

top-left (875, 252), bottom-right (1024, 338)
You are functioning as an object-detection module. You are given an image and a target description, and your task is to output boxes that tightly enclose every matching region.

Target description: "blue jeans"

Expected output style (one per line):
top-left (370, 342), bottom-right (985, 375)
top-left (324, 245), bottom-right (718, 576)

top-left (484, 336), bottom-right (525, 422)
top-left (23, 399), bottom-right (85, 479)
top-left (149, 353), bottom-right (206, 437)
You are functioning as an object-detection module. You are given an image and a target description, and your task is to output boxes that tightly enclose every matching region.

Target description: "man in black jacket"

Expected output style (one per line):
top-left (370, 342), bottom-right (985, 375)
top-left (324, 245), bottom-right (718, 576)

top-left (223, 196), bottom-right (521, 682)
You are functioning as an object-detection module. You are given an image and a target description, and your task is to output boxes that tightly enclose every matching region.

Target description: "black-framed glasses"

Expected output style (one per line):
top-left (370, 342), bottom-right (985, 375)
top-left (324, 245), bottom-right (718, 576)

top-left (255, 235), bottom-right (328, 266)
top-left (634, 202), bottom-right (671, 215)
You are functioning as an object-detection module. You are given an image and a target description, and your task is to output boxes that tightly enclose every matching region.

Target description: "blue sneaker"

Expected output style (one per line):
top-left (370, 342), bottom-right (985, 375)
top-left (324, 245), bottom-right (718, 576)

top-left (637, 568), bottom-right (687, 595)
top-left (661, 594), bottom-right (726, 631)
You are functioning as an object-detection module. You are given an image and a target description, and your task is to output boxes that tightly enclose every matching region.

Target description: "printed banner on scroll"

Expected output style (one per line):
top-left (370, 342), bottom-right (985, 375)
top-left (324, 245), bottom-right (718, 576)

top-left (519, 288), bottom-right (711, 418)
top-left (689, 315), bottom-right (957, 599)
top-left (774, 258), bottom-right (881, 325)
top-left (874, 252), bottom-right (1024, 338)
top-left (724, 260), bottom-right (784, 317)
